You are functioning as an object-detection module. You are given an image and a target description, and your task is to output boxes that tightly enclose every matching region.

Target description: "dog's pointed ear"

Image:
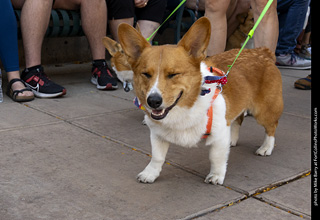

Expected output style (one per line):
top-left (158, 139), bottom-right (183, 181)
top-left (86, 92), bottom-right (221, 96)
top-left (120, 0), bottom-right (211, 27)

top-left (118, 23), bottom-right (151, 66)
top-left (177, 17), bottom-right (211, 60)
top-left (102, 36), bottom-right (122, 56)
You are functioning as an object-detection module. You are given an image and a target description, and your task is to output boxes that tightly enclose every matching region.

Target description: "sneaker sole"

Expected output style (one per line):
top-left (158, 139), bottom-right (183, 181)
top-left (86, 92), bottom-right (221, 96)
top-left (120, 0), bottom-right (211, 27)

top-left (91, 77), bottom-right (118, 90)
top-left (276, 64), bottom-right (311, 70)
top-left (32, 88), bottom-right (66, 98)
top-left (25, 83), bottom-right (67, 98)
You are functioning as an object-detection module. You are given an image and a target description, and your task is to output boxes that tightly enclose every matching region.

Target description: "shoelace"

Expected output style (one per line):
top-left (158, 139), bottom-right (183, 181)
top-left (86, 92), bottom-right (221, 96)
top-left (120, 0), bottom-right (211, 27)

top-left (290, 53), bottom-right (297, 65)
top-left (35, 71), bottom-right (52, 85)
top-left (26, 69), bottom-right (51, 85)
top-left (290, 52), bottom-right (306, 65)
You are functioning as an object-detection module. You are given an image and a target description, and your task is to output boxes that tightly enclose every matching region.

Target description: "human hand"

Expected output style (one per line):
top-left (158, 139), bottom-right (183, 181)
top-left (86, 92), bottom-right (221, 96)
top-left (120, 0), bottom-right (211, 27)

top-left (135, 0), bottom-right (148, 8)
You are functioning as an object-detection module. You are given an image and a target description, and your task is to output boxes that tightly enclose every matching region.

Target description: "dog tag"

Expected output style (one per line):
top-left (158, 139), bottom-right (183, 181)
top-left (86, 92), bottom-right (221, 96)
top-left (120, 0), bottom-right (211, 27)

top-left (124, 81), bottom-right (133, 92)
top-left (124, 82), bottom-right (130, 92)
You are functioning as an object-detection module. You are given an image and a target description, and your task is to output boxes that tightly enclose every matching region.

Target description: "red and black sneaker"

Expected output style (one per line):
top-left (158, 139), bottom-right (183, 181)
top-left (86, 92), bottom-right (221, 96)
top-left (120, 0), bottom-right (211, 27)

top-left (21, 66), bottom-right (66, 98)
top-left (91, 60), bottom-right (118, 90)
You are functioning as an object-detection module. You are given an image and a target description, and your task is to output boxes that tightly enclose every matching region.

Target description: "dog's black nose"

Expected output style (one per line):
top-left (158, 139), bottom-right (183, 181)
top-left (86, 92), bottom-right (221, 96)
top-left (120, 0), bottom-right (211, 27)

top-left (147, 93), bottom-right (162, 109)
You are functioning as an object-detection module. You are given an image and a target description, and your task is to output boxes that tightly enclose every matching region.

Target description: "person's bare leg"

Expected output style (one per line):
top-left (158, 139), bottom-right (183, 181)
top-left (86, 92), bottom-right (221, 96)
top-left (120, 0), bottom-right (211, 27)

top-left (302, 31), bottom-right (311, 46)
top-left (137, 20), bottom-right (160, 41)
top-left (109, 18), bottom-right (134, 42)
top-left (54, 0), bottom-right (107, 60)
top-left (251, 0), bottom-right (278, 52)
top-left (205, 0), bottom-right (231, 56)
top-left (12, 0), bottom-right (53, 68)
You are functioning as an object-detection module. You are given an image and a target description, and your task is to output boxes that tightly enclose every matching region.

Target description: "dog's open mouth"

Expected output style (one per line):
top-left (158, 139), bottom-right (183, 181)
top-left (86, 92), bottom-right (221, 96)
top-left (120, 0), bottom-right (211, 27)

top-left (150, 91), bottom-right (183, 120)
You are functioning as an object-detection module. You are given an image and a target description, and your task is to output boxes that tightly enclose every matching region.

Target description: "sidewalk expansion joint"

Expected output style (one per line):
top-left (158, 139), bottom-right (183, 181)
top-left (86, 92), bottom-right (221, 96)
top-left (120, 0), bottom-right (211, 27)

top-left (283, 111), bottom-right (311, 119)
top-left (180, 171), bottom-right (311, 220)
top-left (252, 196), bottom-right (311, 219)
top-left (178, 195), bottom-right (249, 220)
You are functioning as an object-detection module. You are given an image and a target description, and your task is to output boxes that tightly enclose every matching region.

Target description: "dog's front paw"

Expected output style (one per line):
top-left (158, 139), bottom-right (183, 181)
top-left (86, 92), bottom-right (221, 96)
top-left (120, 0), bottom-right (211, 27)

top-left (204, 173), bottom-right (225, 185)
top-left (137, 169), bottom-right (159, 183)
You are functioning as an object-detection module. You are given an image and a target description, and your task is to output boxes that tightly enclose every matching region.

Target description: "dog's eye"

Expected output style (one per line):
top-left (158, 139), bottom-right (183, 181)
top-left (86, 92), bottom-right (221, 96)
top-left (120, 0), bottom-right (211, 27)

top-left (142, 72), bottom-right (152, 79)
top-left (168, 73), bottom-right (180, 79)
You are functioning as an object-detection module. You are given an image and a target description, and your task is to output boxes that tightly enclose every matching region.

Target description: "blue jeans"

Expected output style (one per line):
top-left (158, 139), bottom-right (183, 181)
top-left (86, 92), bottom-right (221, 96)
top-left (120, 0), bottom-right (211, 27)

top-left (276, 0), bottom-right (309, 54)
top-left (0, 0), bottom-right (20, 72)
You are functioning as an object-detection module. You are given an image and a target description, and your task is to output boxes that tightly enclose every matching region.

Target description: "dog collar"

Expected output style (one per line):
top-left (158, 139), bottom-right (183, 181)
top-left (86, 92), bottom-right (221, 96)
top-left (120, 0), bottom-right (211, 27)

top-left (201, 66), bottom-right (227, 96)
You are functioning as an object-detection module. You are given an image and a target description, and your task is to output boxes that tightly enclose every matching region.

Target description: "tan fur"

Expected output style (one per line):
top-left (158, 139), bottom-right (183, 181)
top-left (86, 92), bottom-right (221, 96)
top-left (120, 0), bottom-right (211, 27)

top-left (205, 47), bottom-right (283, 136)
top-left (102, 37), bottom-right (131, 72)
top-left (226, 11), bottom-right (254, 51)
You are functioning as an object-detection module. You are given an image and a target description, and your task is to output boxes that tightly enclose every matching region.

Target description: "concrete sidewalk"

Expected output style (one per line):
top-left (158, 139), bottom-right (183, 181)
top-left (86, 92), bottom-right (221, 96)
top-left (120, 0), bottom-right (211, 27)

top-left (0, 64), bottom-right (311, 220)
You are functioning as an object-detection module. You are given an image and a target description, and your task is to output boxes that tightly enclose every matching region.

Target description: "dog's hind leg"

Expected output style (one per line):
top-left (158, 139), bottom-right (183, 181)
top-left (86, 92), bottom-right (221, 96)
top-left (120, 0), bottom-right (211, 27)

top-left (256, 134), bottom-right (275, 156)
top-left (255, 116), bottom-right (279, 156)
top-left (254, 73), bottom-right (283, 156)
top-left (205, 126), bottom-right (231, 185)
top-left (255, 121), bottom-right (278, 156)
top-left (230, 113), bottom-right (245, 147)
top-left (137, 133), bottom-right (169, 183)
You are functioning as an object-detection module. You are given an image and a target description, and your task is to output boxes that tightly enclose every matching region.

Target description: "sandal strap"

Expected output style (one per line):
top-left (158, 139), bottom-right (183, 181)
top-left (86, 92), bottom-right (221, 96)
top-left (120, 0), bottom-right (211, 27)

top-left (7, 78), bottom-right (27, 91)
top-left (12, 88), bottom-right (32, 98)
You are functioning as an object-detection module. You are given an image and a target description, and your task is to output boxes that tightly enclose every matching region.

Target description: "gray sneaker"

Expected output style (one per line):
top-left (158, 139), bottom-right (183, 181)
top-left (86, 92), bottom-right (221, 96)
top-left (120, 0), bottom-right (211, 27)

top-left (276, 53), bottom-right (311, 70)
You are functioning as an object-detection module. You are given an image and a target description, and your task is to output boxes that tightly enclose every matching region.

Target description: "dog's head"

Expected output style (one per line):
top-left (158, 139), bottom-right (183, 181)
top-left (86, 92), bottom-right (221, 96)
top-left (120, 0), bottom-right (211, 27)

top-left (237, 10), bottom-right (254, 34)
top-left (102, 36), bottom-right (133, 88)
top-left (118, 17), bottom-right (211, 120)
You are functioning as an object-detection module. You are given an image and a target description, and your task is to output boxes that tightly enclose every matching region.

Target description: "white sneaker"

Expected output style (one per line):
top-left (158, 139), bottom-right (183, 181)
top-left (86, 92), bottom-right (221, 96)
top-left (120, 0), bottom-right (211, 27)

top-left (276, 53), bottom-right (311, 70)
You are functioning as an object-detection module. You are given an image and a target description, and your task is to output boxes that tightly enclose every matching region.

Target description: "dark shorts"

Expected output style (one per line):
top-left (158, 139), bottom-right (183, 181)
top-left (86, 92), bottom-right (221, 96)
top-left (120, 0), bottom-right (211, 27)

top-left (106, 0), bottom-right (166, 24)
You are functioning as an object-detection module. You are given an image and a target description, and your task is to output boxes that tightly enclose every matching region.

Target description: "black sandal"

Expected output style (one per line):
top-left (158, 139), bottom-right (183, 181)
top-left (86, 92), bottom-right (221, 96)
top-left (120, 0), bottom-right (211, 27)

top-left (6, 78), bottom-right (34, 102)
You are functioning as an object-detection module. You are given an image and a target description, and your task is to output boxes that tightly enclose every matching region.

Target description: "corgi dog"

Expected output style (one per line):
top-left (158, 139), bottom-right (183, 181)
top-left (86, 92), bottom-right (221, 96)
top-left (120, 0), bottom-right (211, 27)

top-left (102, 36), bottom-right (134, 92)
top-left (226, 10), bottom-right (254, 51)
top-left (117, 17), bottom-right (283, 185)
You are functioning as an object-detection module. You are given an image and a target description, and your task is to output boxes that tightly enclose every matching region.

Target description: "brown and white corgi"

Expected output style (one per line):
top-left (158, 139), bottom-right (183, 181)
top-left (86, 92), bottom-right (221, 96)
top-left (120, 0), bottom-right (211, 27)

top-left (102, 36), bottom-right (134, 92)
top-left (116, 17), bottom-right (283, 185)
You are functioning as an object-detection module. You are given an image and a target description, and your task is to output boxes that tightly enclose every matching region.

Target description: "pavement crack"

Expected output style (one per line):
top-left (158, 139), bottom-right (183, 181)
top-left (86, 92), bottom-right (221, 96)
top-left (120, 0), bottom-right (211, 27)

top-left (251, 170), bottom-right (311, 196)
top-left (179, 171), bottom-right (311, 220)
top-left (178, 195), bottom-right (249, 220)
top-left (251, 170), bottom-right (311, 219)
top-left (252, 196), bottom-right (311, 219)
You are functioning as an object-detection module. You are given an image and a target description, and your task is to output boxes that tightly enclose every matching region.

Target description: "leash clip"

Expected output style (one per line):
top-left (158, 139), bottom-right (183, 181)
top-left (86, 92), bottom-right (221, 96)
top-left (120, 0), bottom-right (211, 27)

top-left (217, 84), bottom-right (223, 93)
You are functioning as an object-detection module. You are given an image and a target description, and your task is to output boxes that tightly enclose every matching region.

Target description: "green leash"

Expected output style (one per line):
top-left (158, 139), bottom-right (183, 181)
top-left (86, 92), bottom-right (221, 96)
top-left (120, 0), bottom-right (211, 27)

top-left (146, 0), bottom-right (187, 42)
top-left (226, 0), bottom-right (274, 75)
